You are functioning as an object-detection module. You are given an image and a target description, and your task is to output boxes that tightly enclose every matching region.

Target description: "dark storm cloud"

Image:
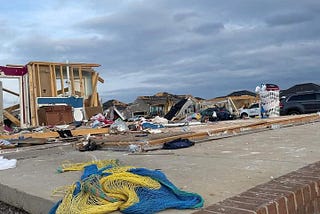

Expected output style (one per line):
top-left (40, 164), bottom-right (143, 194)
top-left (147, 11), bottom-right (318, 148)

top-left (1, 0), bottom-right (320, 103)
top-left (173, 11), bottom-right (199, 22)
top-left (266, 12), bottom-right (314, 26)
top-left (193, 22), bottom-right (224, 35)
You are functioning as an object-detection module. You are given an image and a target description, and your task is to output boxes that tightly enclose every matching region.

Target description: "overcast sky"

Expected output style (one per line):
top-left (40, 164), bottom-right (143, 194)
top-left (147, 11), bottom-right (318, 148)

top-left (1, 0), bottom-right (320, 104)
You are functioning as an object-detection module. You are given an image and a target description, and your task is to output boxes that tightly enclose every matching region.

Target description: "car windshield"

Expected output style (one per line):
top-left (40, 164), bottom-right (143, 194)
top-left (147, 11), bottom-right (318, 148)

top-left (250, 103), bottom-right (259, 108)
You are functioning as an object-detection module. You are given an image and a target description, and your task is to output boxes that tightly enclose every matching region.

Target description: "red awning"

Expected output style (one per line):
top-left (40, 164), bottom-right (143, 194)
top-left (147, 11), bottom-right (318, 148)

top-left (0, 66), bottom-right (28, 76)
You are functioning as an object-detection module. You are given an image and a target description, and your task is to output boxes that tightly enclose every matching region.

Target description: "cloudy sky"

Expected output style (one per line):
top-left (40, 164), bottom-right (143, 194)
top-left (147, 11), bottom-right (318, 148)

top-left (1, 0), bottom-right (320, 104)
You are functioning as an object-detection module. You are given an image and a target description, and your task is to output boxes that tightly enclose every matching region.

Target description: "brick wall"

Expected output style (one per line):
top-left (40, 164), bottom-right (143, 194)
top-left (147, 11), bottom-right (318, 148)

top-left (194, 161), bottom-right (320, 214)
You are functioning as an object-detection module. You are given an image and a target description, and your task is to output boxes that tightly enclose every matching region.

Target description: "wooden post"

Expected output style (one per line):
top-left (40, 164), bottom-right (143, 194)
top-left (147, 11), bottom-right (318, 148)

top-left (52, 65), bottom-right (57, 96)
top-left (36, 64), bottom-right (41, 96)
top-left (90, 72), bottom-right (98, 107)
top-left (49, 64), bottom-right (55, 97)
top-left (28, 64), bottom-right (37, 126)
top-left (70, 66), bottom-right (75, 95)
top-left (59, 65), bottom-right (64, 95)
top-left (79, 67), bottom-right (84, 97)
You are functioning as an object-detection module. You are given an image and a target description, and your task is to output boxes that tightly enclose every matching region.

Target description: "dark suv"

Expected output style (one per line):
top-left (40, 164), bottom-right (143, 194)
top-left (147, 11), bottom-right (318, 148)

top-left (280, 91), bottom-right (320, 115)
top-left (200, 107), bottom-right (235, 122)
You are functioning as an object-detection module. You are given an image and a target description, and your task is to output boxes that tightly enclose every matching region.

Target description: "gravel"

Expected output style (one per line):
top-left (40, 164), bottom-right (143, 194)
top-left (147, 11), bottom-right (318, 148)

top-left (0, 201), bottom-right (29, 214)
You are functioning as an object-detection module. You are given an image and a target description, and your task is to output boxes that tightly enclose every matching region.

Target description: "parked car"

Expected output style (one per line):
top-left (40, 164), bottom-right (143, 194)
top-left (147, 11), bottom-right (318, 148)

top-left (280, 91), bottom-right (320, 115)
top-left (200, 107), bottom-right (235, 122)
top-left (239, 103), bottom-right (260, 119)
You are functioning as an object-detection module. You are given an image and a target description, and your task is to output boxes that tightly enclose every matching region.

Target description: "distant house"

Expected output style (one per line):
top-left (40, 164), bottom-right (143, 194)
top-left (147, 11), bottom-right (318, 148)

top-left (227, 90), bottom-right (257, 97)
top-left (125, 92), bottom-right (193, 118)
top-left (203, 90), bottom-right (259, 115)
top-left (164, 97), bottom-right (200, 121)
top-left (280, 83), bottom-right (320, 97)
top-left (103, 99), bottom-right (128, 111)
top-left (102, 99), bottom-right (128, 121)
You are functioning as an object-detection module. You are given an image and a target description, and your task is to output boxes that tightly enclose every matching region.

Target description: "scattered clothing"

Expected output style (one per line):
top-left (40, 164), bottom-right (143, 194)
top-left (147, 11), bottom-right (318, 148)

top-left (0, 156), bottom-right (17, 170)
top-left (162, 138), bottom-right (195, 150)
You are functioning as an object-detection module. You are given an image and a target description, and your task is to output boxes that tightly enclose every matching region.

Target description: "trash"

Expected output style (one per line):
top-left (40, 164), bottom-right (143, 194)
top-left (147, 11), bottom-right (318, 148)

top-left (152, 116), bottom-right (168, 125)
top-left (109, 119), bottom-right (129, 134)
top-left (0, 139), bottom-right (12, 146)
top-left (91, 120), bottom-right (101, 128)
top-left (146, 129), bottom-right (162, 134)
top-left (271, 124), bottom-right (280, 129)
top-left (0, 156), bottom-right (17, 170)
top-left (128, 144), bottom-right (141, 153)
top-left (141, 122), bottom-right (164, 130)
top-left (79, 140), bottom-right (100, 152)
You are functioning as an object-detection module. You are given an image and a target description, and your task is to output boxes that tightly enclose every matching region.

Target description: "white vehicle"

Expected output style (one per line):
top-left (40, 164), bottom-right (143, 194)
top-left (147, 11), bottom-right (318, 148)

top-left (239, 103), bottom-right (260, 119)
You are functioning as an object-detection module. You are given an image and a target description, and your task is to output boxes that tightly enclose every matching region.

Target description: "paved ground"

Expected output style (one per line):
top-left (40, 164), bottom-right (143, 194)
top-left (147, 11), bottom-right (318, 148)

top-left (0, 201), bottom-right (28, 214)
top-left (0, 121), bottom-right (320, 213)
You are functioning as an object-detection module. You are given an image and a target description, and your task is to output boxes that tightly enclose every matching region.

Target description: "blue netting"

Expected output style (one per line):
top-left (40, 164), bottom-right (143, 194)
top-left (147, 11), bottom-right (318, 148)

top-left (122, 168), bottom-right (203, 213)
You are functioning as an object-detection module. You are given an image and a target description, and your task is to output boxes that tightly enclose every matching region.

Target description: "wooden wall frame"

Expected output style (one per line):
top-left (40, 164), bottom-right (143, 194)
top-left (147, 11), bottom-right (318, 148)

top-left (26, 61), bottom-right (103, 127)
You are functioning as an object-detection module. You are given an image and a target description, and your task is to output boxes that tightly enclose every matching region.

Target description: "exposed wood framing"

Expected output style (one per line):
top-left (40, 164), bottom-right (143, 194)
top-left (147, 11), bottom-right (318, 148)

top-left (98, 76), bottom-right (104, 83)
top-left (29, 61), bottom-right (100, 67)
top-left (3, 110), bottom-right (20, 126)
top-left (49, 65), bottom-right (56, 96)
top-left (27, 65), bottom-right (37, 126)
top-left (79, 67), bottom-right (84, 97)
top-left (90, 72), bottom-right (98, 106)
top-left (19, 61), bottom-right (103, 127)
top-left (36, 64), bottom-right (41, 96)
top-left (4, 104), bottom-right (20, 113)
top-left (59, 65), bottom-right (64, 95)
top-left (70, 66), bottom-right (75, 95)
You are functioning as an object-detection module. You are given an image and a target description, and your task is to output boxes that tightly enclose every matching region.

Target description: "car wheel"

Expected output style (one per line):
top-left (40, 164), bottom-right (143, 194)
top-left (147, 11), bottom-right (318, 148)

top-left (288, 110), bottom-right (300, 115)
top-left (240, 113), bottom-right (248, 119)
top-left (201, 116), bottom-right (209, 123)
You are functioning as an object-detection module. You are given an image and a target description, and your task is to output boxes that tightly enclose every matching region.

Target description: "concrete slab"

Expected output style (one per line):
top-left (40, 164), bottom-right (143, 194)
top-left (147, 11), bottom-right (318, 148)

top-left (0, 122), bottom-right (320, 214)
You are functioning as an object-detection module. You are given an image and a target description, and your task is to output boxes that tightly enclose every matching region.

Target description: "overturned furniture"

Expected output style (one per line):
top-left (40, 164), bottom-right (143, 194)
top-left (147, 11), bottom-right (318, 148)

top-left (0, 61), bottom-right (104, 127)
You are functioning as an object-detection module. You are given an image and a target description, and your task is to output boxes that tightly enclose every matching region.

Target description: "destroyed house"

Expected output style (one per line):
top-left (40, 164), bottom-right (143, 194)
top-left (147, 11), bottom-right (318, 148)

top-left (0, 61), bottom-right (104, 127)
top-left (126, 92), bottom-right (189, 117)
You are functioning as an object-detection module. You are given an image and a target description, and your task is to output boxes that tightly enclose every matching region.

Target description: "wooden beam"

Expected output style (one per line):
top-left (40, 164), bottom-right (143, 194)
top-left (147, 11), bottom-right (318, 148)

top-left (90, 72), bottom-right (98, 107)
top-left (4, 104), bottom-right (20, 113)
top-left (49, 64), bottom-right (55, 97)
top-left (98, 76), bottom-right (104, 83)
top-left (3, 110), bottom-right (20, 126)
top-left (36, 64), bottom-right (41, 96)
top-left (28, 61), bottom-right (100, 67)
top-left (3, 88), bottom-right (19, 97)
top-left (57, 87), bottom-right (69, 94)
top-left (52, 65), bottom-right (57, 96)
top-left (59, 65), bottom-right (64, 94)
top-left (5, 64), bottom-right (25, 68)
top-left (28, 64), bottom-right (37, 126)
top-left (0, 127), bottom-right (109, 139)
top-left (79, 67), bottom-right (84, 97)
top-left (70, 66), bottom-right (75, 95)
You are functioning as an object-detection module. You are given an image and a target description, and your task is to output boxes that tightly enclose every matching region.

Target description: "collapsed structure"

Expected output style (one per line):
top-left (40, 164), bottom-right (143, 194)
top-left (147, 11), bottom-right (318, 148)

top-left (0, 61), bottom-right (104, 128)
